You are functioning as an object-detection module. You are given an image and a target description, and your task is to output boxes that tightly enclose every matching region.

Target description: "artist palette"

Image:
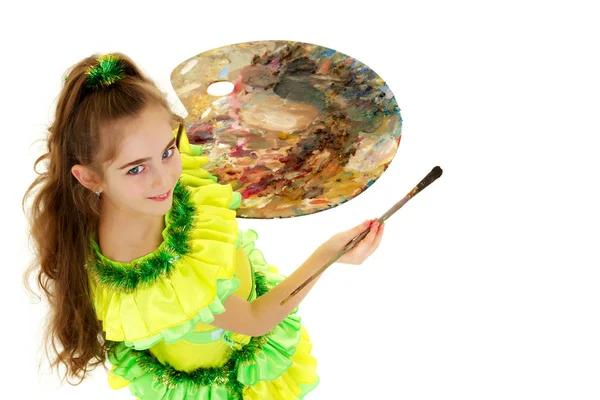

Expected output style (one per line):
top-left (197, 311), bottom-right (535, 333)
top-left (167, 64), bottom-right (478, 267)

top-left (170, 40), bottom-right (402, 219)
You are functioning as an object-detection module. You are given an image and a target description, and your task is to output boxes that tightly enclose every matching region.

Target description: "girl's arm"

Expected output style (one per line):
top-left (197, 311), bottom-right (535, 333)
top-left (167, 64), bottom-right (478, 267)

top-left (211, 219), bottom-right (384, 336)
top-left (212, 247), bottom-right (329, 336)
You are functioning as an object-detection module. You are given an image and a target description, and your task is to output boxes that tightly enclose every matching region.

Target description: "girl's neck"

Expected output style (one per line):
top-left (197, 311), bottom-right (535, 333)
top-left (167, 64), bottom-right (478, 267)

top-left (97, 200), bottom-right (166, 263)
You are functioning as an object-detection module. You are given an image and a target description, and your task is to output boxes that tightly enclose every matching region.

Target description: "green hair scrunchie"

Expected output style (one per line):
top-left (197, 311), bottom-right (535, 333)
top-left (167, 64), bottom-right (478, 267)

top-left (84, 54), bottom-right (125, 89)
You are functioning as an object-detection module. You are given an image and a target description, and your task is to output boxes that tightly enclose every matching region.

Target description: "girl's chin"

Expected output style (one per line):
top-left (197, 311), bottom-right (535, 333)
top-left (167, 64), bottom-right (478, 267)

top-left (141, 197), bottom-right (173, 216)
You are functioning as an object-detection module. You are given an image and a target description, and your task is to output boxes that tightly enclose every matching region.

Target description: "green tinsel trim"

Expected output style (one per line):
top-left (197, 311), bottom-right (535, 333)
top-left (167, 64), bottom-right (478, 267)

top-left (254, 271), bottom-right (270, 298)
top-left (110, 271), bottom-right (276, 398)
top-left (84, 54), bottom-right (125, 89)
top-left (86, 181), bottom-right (194, 292)
top-left (131, 349), bottom-right (241, 392)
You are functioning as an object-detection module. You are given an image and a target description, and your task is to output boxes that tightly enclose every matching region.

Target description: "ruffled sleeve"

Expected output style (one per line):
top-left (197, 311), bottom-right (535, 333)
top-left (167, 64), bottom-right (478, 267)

top-left (87, 127), bottom-right (242, 350)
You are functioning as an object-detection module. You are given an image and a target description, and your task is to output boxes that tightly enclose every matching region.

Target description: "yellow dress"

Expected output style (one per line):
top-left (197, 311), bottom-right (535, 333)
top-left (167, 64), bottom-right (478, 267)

top-left (86, 129), bottom-right (319, 399)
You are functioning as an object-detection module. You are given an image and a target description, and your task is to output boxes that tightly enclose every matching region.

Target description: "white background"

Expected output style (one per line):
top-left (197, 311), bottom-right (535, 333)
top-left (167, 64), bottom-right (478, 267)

top-left (2, 0), bottom-right (599, 398)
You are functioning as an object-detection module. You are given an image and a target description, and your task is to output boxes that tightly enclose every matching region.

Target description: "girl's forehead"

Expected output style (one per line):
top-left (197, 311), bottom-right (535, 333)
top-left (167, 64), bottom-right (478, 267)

top-left (117, 106), bottom-right (170, 135)
top-left (99, 105), bottom-right (173, 166)
top-left (108, 115), bottom-right (173, 161)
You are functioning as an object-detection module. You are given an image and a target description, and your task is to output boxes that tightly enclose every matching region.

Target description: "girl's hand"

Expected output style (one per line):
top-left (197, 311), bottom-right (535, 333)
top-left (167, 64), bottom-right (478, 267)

top-left (317, 219), bottom-right (385, 265)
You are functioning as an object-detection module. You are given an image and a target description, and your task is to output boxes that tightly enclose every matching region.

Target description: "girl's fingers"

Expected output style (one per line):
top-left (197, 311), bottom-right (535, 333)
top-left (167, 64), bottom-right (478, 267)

top-left (339, 219), bottom-right (383, 264)
top-left (362, 222), bottom-right (379, 245)
top-left (336, 219), bottom-right (376, 249)
top-left (365, 223), bottom-right (384, 258)
top-left (353, 222), bottom-right (379, 256)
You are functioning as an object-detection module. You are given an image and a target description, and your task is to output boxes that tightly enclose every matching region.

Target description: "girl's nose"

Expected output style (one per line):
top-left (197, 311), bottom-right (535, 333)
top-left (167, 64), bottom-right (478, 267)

top-left (151, 166), bottom-right (168, 190)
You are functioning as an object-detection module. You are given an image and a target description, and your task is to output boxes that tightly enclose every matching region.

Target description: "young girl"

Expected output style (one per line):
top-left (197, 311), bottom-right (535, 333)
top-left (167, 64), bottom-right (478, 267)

top-left (23, 52), bottom-right (384, 399)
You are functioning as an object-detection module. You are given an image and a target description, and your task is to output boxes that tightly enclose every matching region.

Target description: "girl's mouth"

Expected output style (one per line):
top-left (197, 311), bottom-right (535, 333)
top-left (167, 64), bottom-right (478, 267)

top-left (148, 190), bottom-right (171, 201)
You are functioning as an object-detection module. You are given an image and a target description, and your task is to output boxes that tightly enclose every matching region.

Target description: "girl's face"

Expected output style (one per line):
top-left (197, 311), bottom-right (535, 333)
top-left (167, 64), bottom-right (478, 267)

top-left (100, 104), bottom-right (182, 217)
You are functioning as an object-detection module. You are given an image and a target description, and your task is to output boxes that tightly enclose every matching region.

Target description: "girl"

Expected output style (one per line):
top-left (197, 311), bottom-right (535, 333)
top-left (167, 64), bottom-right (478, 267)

top-left (23, 52), bottom-right (385, 399)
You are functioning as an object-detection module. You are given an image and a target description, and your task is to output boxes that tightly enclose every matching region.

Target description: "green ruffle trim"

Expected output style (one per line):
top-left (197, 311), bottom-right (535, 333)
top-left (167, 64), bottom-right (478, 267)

top-left (299, 377), bottom-right (320, 399)
top-left (189, 143), bottom-right (203, 156)
top-left (86, 181), bottom-right (194, 293)
top-left (229, 191), bottom-right (242, 210)
top-left (234, 313), bottom-right (301, 385)
top-left (124, 276), bottom-right (241, 350)
top-left (239, 230), bottom-right (285, 288)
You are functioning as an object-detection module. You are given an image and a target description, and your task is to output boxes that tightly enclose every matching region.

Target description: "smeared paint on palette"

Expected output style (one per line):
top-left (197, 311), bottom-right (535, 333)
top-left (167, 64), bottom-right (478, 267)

top-left (170, 41), bottom-right (402, 219)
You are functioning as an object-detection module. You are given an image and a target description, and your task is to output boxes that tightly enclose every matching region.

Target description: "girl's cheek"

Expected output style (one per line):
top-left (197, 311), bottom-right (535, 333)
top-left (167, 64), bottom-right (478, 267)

top-left (125, 179), bottom-right (146, 199)
top-left (173, 155), bottom-right (183, 176)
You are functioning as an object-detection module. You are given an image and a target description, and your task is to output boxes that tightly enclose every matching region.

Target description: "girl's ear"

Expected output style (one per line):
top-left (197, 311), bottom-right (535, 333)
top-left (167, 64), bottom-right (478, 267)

top-left (71, 164), bottom-right (102, 192)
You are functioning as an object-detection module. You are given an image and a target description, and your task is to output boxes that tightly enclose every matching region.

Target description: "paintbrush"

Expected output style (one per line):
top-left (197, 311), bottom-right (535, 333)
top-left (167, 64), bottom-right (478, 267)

top-left (280, 166), bottom-right (443, 305)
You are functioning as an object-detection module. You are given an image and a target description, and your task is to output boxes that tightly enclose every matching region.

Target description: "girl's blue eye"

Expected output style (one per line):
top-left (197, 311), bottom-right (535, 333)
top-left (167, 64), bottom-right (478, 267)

top-left (163, 147), bottom-right (175, 159)
top-left (127, 165), bottom-right (144, 175)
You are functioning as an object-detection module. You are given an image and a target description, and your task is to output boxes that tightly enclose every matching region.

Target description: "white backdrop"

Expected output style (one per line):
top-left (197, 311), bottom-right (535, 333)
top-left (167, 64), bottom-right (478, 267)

top-left (2, 0), bottom-right (599, 398)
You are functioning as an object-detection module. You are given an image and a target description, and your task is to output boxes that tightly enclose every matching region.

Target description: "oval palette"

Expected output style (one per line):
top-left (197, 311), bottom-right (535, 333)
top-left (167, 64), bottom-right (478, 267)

top-left (170, 40), bottom-right (402, 218)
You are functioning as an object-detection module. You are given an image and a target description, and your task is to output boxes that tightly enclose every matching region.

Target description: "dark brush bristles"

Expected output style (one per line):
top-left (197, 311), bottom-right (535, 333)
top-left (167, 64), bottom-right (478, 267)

top-left (414, 165), bottom-right (443, 194)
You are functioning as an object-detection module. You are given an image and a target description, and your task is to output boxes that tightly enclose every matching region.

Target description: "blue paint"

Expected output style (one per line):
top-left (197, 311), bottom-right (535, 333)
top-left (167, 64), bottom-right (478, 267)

top-left (322, 48), bottom-right (335, 57)
top-left (218, 66), bottom-right (229, 79)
